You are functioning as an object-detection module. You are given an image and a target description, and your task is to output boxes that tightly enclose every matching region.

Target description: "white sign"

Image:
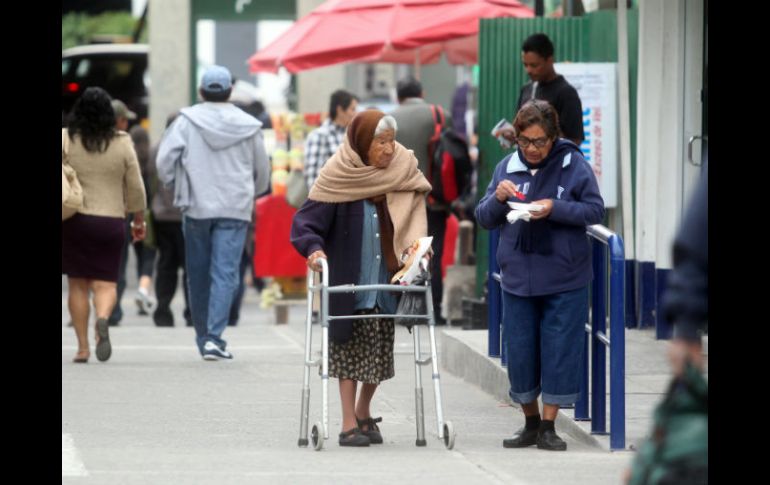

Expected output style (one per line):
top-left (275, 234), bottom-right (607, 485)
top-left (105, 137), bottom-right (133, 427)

top-left (555, 63), bottom-right (618, 208)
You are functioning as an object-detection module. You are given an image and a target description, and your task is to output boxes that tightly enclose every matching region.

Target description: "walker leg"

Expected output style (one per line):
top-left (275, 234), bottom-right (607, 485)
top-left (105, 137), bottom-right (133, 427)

top-left (425, 285), bottom-right (446, 439)
top-left (413, 325), bottom-right (427, 446)
top-left (298, 271), bottom-right (315, 447)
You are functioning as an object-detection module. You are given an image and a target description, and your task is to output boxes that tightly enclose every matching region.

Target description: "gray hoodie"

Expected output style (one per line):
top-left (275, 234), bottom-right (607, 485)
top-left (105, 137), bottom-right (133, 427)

top-left (156, 102), bottom-right (270, 222)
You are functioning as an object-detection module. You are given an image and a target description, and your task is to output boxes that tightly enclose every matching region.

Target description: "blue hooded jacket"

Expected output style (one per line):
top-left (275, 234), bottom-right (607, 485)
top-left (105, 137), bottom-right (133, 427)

top-left (475, 139), bottom-right (605, 297)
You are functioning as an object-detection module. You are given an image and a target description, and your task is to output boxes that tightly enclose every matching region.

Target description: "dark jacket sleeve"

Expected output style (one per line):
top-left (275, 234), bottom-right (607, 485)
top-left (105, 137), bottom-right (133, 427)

top-left (662, 162), bottom-right (708, 341)
top-left (290, 199), bottom-right (336, 258)
top-left (549, 158), bottom-right (605, 226)
top-left (475, 161), bottom-right (509, 229)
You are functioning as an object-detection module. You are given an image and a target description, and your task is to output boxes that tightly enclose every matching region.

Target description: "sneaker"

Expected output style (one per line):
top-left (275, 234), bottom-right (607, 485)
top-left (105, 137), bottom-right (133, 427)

top-left (536, 429), bottom-right (567, 451)
top-left (503, 426), bottom-right (539, 448)
top-left (135, 288), bottom-right (156, 315)
top-left (202, 341), bottom-right (233, 361)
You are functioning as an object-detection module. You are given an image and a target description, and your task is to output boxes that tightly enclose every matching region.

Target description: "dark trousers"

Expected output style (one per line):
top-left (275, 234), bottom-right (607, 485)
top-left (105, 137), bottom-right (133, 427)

top-left (110, 217), bottom-right (157, 323)
top-left (427, 209), bottom-right (447, 324)
top-left (153, 220), bottom-right (191, 326)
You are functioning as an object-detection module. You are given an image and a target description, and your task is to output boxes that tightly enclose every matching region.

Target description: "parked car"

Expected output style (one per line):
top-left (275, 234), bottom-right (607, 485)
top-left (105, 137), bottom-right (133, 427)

top-left (62, 43), bottom-right (149, 126)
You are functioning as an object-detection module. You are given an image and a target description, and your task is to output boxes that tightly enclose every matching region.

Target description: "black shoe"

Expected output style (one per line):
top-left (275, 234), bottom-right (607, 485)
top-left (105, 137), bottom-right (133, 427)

top-left (503, 426), bottom-right (538, 448)
top-left (356, 416), bottom-right (383, 444)
top-left (536, 429), bottom-right (567, 451)
top-left (95, 318), bottom-right (112, 362)
top-left (108, 318), bottom-right (120, 327)
top-left (338, 427), bottom-right (370, 447)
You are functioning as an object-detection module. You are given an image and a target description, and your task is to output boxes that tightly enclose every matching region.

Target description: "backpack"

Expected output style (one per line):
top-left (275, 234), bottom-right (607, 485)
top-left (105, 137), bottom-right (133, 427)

top-left (427, 105), bottom-right (472, 206)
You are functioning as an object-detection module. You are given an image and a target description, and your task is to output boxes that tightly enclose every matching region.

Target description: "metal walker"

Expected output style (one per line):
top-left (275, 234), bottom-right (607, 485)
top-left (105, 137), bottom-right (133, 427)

top-left (297, 258), bottom-right (456, 451)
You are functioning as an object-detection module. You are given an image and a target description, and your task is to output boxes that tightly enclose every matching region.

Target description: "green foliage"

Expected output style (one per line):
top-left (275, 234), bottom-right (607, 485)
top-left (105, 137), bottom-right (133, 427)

top-left (62, 12), bottom-right (148, 50)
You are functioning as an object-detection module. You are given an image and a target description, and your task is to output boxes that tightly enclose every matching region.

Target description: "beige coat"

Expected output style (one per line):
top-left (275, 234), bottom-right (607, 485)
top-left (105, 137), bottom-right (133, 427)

top-left (64, 130), bottom-right (146, 218)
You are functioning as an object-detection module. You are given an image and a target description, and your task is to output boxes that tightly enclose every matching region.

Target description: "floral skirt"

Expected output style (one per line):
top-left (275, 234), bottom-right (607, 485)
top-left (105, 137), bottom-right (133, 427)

top-left (326, 309), bottom-right (395, 384)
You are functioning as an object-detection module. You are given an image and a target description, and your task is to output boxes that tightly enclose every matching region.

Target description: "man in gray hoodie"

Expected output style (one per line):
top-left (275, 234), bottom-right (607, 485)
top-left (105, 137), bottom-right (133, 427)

top-left (157, 65), bottom-right (269, 360)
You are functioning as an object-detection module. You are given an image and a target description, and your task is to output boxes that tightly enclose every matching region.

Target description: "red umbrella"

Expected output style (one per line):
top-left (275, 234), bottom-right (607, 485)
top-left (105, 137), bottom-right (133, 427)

top-left (248, 0), bottom-right (533, 74)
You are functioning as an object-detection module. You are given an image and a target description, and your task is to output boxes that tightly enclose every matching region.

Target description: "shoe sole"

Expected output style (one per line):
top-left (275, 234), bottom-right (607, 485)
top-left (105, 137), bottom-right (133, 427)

top-left (95, 318), bottom-right (111, 362)
top-left (503, 441), bottom-right (537, 448)
top-left (202, 354), bottom-right (221, 361)
top-left (536, 443), bottom-right (567, 451)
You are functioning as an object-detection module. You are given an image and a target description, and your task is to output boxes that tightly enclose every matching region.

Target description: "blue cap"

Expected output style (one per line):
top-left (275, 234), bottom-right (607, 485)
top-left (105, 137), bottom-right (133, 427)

top-left (200, 65), bottom-right (232, 93)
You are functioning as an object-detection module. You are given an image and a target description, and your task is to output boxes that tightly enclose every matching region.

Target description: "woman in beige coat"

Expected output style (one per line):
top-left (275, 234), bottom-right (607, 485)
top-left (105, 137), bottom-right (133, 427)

top-left (62, 87), bottom-right (147, 363)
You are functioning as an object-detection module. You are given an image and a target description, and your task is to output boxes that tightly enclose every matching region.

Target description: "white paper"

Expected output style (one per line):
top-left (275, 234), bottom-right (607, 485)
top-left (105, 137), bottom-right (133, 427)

top-left (506, 210), bottom-right (532, 224)
top-left (396, 236), bottom-right (433, 285)
top-left (491, 118), bottom-right (513, 149)
top-left (507, 201), bottom-right (544, 212)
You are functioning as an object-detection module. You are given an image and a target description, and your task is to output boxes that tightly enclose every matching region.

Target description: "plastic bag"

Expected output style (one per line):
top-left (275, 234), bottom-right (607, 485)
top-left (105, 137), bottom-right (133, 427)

top-left (394, 269), bottom-right (431, 331)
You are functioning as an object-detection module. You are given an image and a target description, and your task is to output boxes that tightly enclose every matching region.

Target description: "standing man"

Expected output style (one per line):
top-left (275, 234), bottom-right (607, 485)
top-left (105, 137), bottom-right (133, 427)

top-left (303, 89), bottom-right (358, 190)
top-left (157, 65), bottom-right (269, 360)
top-left (390, 76), bottom-right (452, 325)
top-left (499, 33), bottom-right (584, 146)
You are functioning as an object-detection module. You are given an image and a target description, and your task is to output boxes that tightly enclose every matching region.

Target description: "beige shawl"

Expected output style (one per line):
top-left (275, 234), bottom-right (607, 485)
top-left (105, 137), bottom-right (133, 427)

top-left (308, 136), bottom-right (431, 258)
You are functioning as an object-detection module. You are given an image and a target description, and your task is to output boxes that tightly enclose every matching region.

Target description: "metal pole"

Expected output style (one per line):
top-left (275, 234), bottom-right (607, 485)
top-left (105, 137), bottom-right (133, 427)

top-left (320, 259), bottom-right (330, 440)
top-left (591, 241), bottom-right (607, 435)
top-left (609, 235), bottom-right (626, 450)
top-left (425, 285), bottom-right (446, 439)
top-left (617, 0), bottom-right (635, 261)
top-left (488, 228), bottom-right (501, 357)
top-left (413, 325), bottom-right (427, 446)
top-left (298, 268), bottom-right (315, 446)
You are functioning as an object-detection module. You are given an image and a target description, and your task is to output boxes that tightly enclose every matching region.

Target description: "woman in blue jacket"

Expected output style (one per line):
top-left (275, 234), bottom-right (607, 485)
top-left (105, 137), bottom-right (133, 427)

top-left (476, 100), bottom-right (605, 451)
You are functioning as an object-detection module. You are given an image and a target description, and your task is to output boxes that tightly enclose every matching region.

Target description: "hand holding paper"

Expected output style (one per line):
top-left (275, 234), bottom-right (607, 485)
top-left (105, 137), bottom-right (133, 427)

top-left (391, 237), bottom-right (433, 285)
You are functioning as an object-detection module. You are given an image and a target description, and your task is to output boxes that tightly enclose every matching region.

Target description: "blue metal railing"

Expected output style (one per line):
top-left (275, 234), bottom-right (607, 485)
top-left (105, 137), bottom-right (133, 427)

top-left (487, 224), bottom-right (626, 450)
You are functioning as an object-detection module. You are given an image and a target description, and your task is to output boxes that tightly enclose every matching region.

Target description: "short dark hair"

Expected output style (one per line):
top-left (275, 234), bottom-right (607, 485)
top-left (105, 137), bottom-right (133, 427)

top-left (396, 76), bottom-right (423, 100)
top-left (513, 99), bottom-right (561, 140)
top-left (200, 87), bottom-right (232, 102)
top-left (328, 90), bottom-right (358, 121)
top-left (522, 33), bottom-right (554, 59)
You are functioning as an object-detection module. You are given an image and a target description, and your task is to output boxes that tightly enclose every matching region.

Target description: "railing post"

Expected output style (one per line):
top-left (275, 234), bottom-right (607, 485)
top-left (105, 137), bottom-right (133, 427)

top-left (575, 322), bottom-right (590, 421)
top-left (609, 234), bottom-right (626, 450)
top-left (591, 240), bottom-right (607, 435)
top-left (487, 228), bottom-right (501, 358)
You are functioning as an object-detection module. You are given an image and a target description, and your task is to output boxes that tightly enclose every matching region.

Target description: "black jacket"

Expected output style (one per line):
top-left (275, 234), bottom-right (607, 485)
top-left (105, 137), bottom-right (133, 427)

top-left (291, 199), bottom-right (368, 343)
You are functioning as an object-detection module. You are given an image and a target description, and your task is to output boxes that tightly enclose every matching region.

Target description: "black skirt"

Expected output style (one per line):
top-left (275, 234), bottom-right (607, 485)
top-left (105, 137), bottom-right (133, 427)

top-left (62, 213), bottom-right (126, 282)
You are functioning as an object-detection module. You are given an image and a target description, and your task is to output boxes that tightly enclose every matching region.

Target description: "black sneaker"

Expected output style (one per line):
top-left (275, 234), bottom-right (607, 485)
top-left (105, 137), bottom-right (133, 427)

top-left (202, 341), bottom-right (233, 361)
top-left (536, 429), bottom-right (567, 451)
top-left (503, 426), bottom-right (538, 448)
top-left (339, 427), bottom-right (370, 447)
top-left (356, 416), bottom-right (383, 444)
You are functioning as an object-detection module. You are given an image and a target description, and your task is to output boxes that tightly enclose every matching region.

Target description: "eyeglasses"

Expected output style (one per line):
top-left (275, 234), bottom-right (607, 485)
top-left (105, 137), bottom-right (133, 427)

top-left (516, 136), bottom-right (551, 148)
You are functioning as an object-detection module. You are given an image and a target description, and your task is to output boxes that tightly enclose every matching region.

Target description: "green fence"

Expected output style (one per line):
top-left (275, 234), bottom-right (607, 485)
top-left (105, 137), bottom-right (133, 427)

top-left (475, 9), bottom-right (638, 296)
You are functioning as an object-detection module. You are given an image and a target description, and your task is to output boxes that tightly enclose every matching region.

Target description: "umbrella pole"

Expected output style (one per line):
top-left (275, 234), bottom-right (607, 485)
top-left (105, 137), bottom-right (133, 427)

top-left (414, 49), bottom-right (421, 81)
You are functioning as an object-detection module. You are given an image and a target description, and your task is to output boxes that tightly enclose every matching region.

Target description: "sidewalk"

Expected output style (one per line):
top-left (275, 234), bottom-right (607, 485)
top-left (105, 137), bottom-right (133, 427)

top-left (62, 284), bottom-right (635, 484)
top-left (440, 326), bottom-right (709, 451)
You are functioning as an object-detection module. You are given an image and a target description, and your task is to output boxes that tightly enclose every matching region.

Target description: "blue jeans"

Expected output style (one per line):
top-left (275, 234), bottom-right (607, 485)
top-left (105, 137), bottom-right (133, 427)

top-left (183, 216), bottom-right (248, 354)
top-left (502, 286), bottom-right (588, 406)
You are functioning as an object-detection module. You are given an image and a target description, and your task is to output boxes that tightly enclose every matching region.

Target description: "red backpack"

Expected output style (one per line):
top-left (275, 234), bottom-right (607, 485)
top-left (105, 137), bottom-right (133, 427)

top-left (427, 105), bottom-right (472, 206)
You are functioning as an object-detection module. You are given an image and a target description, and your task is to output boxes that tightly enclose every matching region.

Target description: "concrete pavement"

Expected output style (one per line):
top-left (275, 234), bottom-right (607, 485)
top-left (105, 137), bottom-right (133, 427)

top-left (62, 279), bottom-right (635, 484)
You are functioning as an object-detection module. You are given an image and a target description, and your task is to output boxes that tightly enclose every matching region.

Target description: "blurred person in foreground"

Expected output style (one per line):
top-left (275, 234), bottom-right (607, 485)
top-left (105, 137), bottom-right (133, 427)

top-left (62, 87), bottom-right (147, 363)
top-left (626, 160), bottom-right (708, 485)
top-left (156, 65), bottom-right (269, 361)
top-left (475, 99), bottom-right (604, 451)
top-left (291, 110), bottom-right (431, 446)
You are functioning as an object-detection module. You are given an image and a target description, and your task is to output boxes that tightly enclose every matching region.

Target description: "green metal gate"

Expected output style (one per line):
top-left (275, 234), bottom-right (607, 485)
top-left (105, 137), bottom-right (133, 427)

top-left (475, 9), bottom-right (638, 295)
